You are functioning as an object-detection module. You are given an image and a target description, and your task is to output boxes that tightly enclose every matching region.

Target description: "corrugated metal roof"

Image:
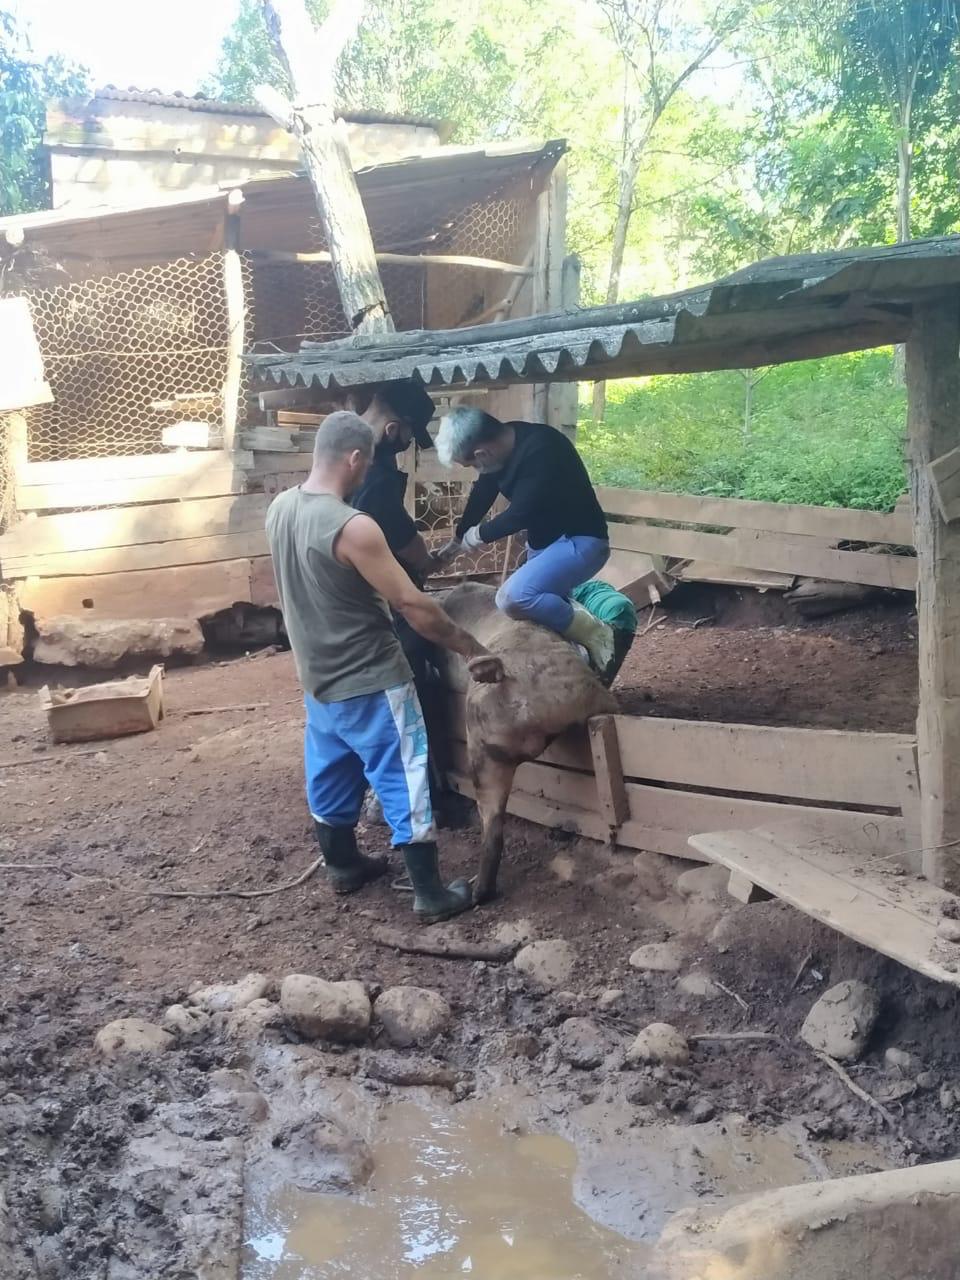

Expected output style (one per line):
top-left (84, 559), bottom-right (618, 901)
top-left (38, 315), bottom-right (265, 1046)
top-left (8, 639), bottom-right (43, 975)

top-left (90, 86), bottom-right (444, 130)
top-left (0, 139), bottom-right (565, 263)
top-left (247, 235), bottom-right (960, 388)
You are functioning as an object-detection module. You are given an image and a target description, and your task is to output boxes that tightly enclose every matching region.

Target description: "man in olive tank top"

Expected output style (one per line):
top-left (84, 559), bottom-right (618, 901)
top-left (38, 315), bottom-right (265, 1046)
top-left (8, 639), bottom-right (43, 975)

top-left (266, 411), bottom-right (503, 924)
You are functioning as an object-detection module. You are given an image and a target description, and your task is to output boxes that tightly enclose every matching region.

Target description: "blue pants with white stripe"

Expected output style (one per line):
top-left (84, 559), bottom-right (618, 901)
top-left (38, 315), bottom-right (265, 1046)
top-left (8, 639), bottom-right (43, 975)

top-left (304, 680), bottom-right (435, 846)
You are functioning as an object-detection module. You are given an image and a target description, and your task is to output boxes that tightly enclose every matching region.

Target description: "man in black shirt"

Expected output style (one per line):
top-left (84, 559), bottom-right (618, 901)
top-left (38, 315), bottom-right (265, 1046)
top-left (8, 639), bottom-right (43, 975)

top-left (435, 407), bottom-right (614, 672)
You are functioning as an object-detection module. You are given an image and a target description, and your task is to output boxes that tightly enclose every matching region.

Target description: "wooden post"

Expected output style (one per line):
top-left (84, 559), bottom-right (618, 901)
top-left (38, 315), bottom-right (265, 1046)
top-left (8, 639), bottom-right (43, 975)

top-left (221, 188), bottom-right (245, 454)
top-left (907, 295), bottom-right (960, 890)
top-left (258, 0), bottom-right (393, 336)
top-left (588, 715), bottom-right (629, 842)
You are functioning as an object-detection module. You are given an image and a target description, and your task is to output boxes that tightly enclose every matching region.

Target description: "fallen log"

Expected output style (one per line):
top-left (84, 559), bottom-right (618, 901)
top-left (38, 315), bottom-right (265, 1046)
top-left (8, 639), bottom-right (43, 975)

top-left (371, 926), bottom-right (519, 963)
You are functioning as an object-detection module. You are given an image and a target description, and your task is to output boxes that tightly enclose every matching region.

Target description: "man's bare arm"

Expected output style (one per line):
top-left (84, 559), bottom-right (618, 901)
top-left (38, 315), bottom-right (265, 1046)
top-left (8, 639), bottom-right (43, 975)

top-left (337, 514), bottom-right (502, 680)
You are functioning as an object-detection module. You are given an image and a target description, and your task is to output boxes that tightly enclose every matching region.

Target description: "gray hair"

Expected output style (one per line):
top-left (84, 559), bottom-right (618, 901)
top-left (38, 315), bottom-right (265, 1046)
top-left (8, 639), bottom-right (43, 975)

top-left (313, 410), bottom-right (375, 464)
top-left (436, 406), bottom-right (503, 467)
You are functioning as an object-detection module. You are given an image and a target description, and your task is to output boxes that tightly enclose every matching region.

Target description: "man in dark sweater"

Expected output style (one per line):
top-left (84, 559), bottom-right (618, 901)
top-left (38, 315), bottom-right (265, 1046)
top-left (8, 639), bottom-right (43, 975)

top-left (435, 407), bottom-right (614, 672)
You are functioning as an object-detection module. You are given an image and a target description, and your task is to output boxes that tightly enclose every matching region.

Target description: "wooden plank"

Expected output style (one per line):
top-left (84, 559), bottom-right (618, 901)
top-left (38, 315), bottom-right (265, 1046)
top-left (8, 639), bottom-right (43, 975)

top-left (688, 825), bottom-right (960, 987)
top-left (19, 451), bottom-right (254, 485)
top-left (0, 494), bottom-right (269, 562)
top-left (908, 298), bottom-right (960, 890)
top-left (589, 715), bottom-right (628, 835)
top-left (16, 466), bottom-right (246, 512)
top-left (895, 742), bottom-right (923, 872)
top-left (927, 446), bottom-right (960, 524)
top-left (727, 869), bottom-right (773, 904)
top-left (254, 248), bottom-right (534, 274)
top-left (445, 739), bottom-right (905, 863)
top-left (244, 451), bottom-right (314, 482)
top-left (18, 560), bottom-right (253, 621)
top-left (673, 561), bottom-right (795, 591)
top-left (613, 714), bottom-right (913, 809)
top-left (221, 189), bottom-right (245, 453)
top-left (1, 531), bottom-right (269, 579)
top-left (250, 556), bottom-right (280, 607)
top-left (607, 520), bottom-right (917, 591)
top-left (598, 486), bottom-right (913, 545)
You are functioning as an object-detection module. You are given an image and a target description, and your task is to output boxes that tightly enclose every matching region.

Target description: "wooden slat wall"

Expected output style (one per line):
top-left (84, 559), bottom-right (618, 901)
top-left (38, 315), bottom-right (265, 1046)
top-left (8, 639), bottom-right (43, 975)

top-left (444, 692), bottom-right (913, 861)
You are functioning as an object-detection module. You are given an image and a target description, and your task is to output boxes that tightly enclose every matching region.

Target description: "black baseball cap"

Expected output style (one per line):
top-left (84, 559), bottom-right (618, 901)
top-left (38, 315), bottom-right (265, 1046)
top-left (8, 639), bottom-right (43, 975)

top-left (375, 381), bottom-right (436, 449)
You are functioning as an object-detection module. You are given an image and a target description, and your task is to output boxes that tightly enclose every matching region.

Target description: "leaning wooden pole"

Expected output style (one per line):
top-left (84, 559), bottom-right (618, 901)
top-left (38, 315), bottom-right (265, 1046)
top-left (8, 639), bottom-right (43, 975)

top-left (907, 294), bottom-right (960, 891)
top-left (257, 0), bottom-right (393, 336)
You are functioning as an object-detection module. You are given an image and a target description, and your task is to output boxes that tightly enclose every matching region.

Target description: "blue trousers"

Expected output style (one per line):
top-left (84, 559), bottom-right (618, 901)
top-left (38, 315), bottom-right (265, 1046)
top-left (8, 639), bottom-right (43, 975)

top-left (495, 535), bottom-right (610, 632)
top-left (304, 681), bottom-right (435, 846)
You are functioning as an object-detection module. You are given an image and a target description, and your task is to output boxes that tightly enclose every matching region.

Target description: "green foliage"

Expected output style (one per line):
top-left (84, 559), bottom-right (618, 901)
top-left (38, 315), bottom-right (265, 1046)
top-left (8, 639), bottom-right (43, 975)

top-left (0, 8), bottom-right (86, 215)
top-left (578, 350), bottom-right (907, 510)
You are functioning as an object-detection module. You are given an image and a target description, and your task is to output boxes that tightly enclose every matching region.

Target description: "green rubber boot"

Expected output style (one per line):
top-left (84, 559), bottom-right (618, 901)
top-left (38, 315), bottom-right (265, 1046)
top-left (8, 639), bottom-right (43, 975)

top-left (402, 842), bottom-right (473, 924)
top-left (315, 823), bottom-right (389, 895)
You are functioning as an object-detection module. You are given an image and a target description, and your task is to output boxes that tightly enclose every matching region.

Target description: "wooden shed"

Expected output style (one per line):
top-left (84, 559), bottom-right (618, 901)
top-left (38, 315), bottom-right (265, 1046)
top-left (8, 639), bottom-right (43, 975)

top-left (0, 137), bottom-right (570, 652)
top-left (246, 234), bottom-right (960, 984)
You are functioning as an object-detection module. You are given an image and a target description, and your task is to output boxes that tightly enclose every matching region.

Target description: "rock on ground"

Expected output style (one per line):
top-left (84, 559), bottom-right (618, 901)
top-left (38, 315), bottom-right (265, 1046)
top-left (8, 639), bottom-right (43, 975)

top-left (556, 1017), bottom-right (607, 1069)
top-left (280, 974), bottom-right (371, 1042)
top-left (677, 972), bottom-right (723, 1000)
top-left (374, 986), bottom-right (451, 1048)
top-left (629, 939), bottom-right (684, 973)
top-left (885, 1046), bottom-right (924, 1076)
top-left (513, 939), bottom-right (576, 990)
top-left (95, 1017), bottom-right (174, 1057)
top-left (218, 998), bottom-right (284, 1041)
top-left (549, 854), bottom-right (577, 883)
top-left (162, 1003), bottom-right (211, 1041)
top-left (189, 972), bottom-right (270, 1013)
top-left (800, 980), bottom-right (880, 1062)
top-left (597, 988), bottom-right (624, 1010)
top-left (494, 919), bottom-right (537, 947)
top-left (676, 865), bottom-right (730, 901)
top-left (273, 1118), bottom-right (374, 1193)
top-left (34, 616), bottom-right (203, 668)
top-left (626, 1022), bottom-right (690, 1067)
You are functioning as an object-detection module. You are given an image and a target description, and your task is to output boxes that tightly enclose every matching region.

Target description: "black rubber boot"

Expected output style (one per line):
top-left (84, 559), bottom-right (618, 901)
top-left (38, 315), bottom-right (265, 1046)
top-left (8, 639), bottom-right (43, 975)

top-left (402, 842), bottom-right (472, 924)
top-left (314, 822), bottom-right (388, 895)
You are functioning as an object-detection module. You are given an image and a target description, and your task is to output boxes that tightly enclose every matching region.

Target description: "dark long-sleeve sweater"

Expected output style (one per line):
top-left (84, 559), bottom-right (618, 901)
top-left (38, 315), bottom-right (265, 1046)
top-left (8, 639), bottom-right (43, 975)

top-left (455, 421), bottom-right (608, 550)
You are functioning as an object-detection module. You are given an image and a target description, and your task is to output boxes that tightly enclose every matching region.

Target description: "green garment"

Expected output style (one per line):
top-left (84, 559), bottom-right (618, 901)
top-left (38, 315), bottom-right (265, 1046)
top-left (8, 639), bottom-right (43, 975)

top-left (570, 579), bottom-right (638, 634)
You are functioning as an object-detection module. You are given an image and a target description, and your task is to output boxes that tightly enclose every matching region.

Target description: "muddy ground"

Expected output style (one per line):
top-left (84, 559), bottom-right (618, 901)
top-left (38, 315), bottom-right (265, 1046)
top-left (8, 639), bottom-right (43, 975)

top-left (3, 592), bottom-right (957, 1279)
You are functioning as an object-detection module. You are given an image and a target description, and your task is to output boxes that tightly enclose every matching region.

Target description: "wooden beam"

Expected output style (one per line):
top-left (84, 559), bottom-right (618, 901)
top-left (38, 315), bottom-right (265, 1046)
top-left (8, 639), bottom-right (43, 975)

top-left (258, 0), bottom-right (393, 336)
top-left (588, 715), bottom-right (629, 839)
top-left (599, 487), bottom-right (912, 546)
top-left (251, 249), bottom-right (533, 274)
top-left (927, 445), bottom-right (960, 524)
top-left (16, 464), bottom-right (246, 512)
top-left (221, 188), bottom-right (245, 453)
top-left (907, 295), bottom-right (960, 890)
top-left (607, 520), bottom-right (917, 591)
top-left (1, 531), bottom-right (268, 579)
top-left (18, 451), bottom-right (253, 485)
top-left (19, 560), bottom-right (254, 621)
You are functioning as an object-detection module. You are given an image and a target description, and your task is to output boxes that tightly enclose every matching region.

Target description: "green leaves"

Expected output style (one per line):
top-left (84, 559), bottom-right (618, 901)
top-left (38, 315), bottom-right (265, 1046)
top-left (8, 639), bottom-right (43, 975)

top-left (0, 7), bottom-right (87, 215)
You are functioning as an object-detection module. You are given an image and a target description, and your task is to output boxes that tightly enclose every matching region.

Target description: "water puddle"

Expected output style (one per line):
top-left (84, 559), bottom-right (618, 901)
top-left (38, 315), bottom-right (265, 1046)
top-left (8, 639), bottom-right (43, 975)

top-left (243, 1096), bottom-right (886, 1279)
top-left (245, 1102), bottom-right (647, 1278)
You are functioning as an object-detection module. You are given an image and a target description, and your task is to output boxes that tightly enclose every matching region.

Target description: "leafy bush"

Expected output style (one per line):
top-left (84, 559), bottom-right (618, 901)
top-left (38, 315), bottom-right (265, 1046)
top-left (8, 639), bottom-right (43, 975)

top-left (577, 349), bottom-right (907, 511)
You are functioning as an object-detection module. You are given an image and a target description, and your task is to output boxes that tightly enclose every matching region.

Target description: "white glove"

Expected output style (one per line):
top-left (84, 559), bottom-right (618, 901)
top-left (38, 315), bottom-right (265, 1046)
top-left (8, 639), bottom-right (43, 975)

top-left (462, 525), bottom-right (485, 551)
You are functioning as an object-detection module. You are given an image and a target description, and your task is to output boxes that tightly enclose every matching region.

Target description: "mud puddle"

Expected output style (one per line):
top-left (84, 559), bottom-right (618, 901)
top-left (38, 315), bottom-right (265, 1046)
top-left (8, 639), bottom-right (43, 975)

top-left (245, 1101), bottom-right (645, 1278)
top-left (243, 1097), bottom-right (886, 1279)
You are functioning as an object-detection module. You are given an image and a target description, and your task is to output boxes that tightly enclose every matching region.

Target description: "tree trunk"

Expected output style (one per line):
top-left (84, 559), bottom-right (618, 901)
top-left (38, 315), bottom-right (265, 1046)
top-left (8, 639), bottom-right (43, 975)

top-left (893, 115), bottom-right (913, 383)
top-left (592, 143), bottom-right (644, 422)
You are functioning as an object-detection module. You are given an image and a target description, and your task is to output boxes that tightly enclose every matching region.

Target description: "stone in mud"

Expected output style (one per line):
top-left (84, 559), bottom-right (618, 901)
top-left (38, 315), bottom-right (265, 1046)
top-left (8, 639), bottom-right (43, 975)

top-left (628, 939), bottom-right (684, 973)
top-left (374, 986), bottom-right (451, 1048)
top-left (275, 1117), bottom-right (374, 1192)
top-left (549, 854), bottom-right (576, 883)
top-left (162, 1003), bottom-right (211, 1041)
top-left (800, 980), bottom-right (879, 1062)
top-left (885, 1046), bottom-right (924, 1076)
top-left (95, 1017), bottom-right (174, 1058)
top-left (494, 918), bottom-right (537, 947)
top-left (597, 988), bottom-right (624, 1010)
top-left (220, 998), bottom-right (284, 1041)
top-left (556, 1017), bottom-right (607, 1070)
top-left (281, 974), bottom-right (371, 1042)
top-left (677, 972), bottom-right (722, 1000)
top-left (690, 1097), bottom-right (717, 1124)
top-left (626, 1022), bottom-right (690, 1067)
top-left (937, 917), bottom-right (960, 943)
top-left (513, 939), bottom-right (576, 990)
top-left (189, 972), bottom-right (270, 1013)
top-left (676, 865), bottom-right (730, 901)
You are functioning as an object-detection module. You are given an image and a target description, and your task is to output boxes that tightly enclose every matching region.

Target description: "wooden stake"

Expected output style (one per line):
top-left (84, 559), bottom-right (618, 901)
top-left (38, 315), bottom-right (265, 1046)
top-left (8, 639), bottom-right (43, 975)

top-left (588, 714), bottom-right (629, 840)
top-left (257, 0), bottom-right (393, 336)
top-left (221, 188), bottom-right (245, 453)
top-left (907, 296), bottom-right (960, 890)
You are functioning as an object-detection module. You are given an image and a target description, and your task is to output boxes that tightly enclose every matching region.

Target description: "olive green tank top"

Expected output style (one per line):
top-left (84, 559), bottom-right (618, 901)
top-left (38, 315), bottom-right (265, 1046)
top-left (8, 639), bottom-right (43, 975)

top-left (266, 487), bottom-right (411, 703)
